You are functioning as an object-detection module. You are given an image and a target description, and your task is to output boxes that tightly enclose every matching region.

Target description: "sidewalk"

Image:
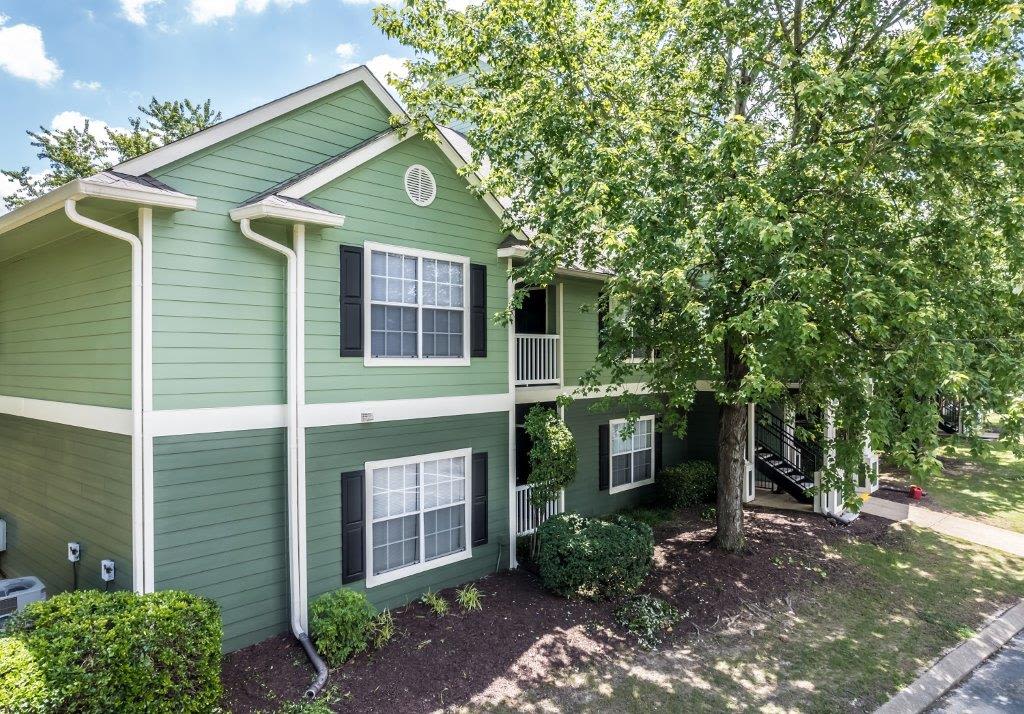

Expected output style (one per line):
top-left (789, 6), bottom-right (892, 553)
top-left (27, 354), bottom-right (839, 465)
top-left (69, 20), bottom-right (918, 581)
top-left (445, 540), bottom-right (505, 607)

top-left (860, 498), bottom-right (1024, 557)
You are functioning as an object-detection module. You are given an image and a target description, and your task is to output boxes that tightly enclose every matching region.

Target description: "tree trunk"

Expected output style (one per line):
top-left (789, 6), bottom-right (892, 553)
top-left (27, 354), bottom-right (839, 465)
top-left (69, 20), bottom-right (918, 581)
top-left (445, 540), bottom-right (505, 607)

top-left (715, 336), bottom-right (748, 552)
top-left (715, 401), bottom-right (747, 552)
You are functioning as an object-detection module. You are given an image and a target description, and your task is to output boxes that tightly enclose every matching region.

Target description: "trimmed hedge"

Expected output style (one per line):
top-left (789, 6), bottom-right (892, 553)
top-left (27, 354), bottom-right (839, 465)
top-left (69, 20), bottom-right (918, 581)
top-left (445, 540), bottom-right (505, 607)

top-left (536, 513), bottom-right (654, 599)
top-left (657, 460), bottom-right (717, 508)
top-left (0, 589), bottom-right (222, 713)
top-left (309, 588), bottom-right (377, 666)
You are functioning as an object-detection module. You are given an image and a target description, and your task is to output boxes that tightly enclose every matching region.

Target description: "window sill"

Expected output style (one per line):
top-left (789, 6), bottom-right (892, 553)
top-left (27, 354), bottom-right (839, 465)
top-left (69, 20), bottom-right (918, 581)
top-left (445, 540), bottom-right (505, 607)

top-left (365, 546), bottom-right (473, 588)
top-left (364, 356), bottom-right (471, 367)
top-left (609, 477), bottom-right (655, 495)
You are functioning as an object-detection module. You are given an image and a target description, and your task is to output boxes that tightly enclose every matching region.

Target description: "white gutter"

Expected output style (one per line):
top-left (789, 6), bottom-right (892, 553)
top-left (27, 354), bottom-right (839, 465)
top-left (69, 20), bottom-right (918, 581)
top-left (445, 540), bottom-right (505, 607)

top-left (236, 218), bottom-right (326, 698)
top-left (64, 199), bottom-right (149, 593)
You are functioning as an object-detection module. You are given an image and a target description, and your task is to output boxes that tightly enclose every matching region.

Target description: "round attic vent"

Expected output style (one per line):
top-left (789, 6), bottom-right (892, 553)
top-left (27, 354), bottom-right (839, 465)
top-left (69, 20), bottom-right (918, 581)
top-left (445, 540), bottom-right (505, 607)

top-left (404, 164), bottom-right (436, 207)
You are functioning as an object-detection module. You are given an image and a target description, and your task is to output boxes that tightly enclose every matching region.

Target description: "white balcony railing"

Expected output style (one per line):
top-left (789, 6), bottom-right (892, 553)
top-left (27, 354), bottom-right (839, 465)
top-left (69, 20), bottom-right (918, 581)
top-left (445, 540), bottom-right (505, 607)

top-left (515, 334), bottom-right (560, 386)
top-left (515, 483), bottom-right (565, 536)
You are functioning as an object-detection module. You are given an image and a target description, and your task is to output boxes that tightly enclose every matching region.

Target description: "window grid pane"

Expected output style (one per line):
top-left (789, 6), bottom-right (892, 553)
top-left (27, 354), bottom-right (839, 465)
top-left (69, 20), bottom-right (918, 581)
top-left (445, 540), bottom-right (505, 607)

top-left (369, 454), bottom-right (468, 578)
top-left (609, 418), bottom-right (655, 488)
top-left (368, 250), bottom-right (467, 360)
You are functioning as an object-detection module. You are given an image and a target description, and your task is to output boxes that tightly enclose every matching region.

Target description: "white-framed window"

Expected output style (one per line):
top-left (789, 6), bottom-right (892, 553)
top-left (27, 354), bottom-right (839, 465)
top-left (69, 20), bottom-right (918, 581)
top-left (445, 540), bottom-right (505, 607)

top-left (364, 447), bottom-right (473, 587)
top-left (364, 241), bottom-right (470, 367)
top-left (609, 415), bottom-right (656, 493)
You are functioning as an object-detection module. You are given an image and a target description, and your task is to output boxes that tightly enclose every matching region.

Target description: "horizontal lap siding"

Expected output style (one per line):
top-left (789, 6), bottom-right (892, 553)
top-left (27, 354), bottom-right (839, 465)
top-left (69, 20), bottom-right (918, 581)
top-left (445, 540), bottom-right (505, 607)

top-left (561, 276), bottom-right (605, 388)
top-left (561, 397), bottom-right (710, 517)
top-left (153, 429), bottom-right (289, 652)
top-left (0, 227), bottom-right (132, 408)
top-left (149, 85), bottom-right (392, 410)
top-left (0, 414), bottom-right (132, 591)
top-left (305, 137), bottom-right (508, 403)
top-left (306, 412), bottom-right (508, 610)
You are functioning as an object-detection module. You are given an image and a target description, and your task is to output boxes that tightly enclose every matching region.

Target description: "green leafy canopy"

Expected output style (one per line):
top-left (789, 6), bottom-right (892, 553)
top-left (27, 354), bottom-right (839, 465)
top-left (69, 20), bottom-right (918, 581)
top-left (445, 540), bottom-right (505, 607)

top-left (523, 405), bottom-right (578, 507)
top-left (378, 0), bottom-right (1024, 503)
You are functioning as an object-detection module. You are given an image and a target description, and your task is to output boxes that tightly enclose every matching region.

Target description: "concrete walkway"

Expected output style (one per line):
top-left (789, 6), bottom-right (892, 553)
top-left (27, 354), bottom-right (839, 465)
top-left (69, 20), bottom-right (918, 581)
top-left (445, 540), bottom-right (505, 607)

top-left (860, 497), bottom-right (1024, 557)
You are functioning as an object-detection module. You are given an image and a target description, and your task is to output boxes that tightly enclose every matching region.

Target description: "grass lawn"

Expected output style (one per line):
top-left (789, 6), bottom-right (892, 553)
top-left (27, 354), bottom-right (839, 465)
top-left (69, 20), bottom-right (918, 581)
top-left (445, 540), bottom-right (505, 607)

top-left (926, 439), bottom-right (1024, 534)
top-left (470, 526), bottom-right (1024, 713)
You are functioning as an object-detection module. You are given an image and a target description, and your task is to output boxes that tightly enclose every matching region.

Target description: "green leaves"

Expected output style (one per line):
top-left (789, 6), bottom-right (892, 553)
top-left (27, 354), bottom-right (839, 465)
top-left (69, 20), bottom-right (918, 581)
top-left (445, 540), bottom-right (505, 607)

top-left (379, 0), bottom-right (1024, 495)
top-left (523, 405), bottom-right (579, 507)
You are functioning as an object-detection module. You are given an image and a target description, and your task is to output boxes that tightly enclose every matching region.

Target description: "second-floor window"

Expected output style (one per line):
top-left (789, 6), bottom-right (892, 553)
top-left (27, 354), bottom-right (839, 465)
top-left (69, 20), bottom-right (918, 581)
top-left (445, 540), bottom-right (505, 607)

top-left (365, 242), bottom-right (470, 366)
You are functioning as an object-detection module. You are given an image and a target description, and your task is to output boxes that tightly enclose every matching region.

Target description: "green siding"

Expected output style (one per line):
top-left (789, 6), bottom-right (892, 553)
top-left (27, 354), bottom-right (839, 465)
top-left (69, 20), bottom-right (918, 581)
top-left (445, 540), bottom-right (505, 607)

top-left (304, 136), bottom-right (508, 403)
top-left (306, 412), bottom-right (509, 610)
top-left (561, 276), bottom-right (604, 388)
top-left (0, 223), bottom-right (132, 408)
top-left (0, 414), bottom-right (132, 591)
top-left (560, 395), bottom-right (717, 517)
top-left (153, 429), bottom-right (289, 652)
top-left (149, 84), bottom-right (393, 410)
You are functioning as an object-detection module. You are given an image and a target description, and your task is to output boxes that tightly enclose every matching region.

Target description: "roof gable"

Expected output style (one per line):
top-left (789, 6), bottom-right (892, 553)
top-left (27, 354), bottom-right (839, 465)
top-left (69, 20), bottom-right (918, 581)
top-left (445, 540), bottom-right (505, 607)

top-left (115, 66), bottom-right (402, 178)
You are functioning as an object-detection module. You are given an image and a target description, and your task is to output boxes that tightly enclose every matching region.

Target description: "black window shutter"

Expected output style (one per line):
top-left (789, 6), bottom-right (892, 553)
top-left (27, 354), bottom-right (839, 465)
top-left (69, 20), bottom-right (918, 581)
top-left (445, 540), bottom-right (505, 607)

top-left (340, 245), bottom-right (363, 357)
top-left (470, 263), bottom-right (487, 358)
top-left (598, 424), bottom-right (610, 491)
top-left (471, 452), bottom-right (488, 546)
top-left (340, 469), bottom-right (365, 583)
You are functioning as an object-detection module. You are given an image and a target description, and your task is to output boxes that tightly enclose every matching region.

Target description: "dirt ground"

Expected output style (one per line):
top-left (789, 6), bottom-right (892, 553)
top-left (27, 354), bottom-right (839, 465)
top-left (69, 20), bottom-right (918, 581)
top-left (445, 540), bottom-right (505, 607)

top-left (221, 507), bottom-right (891, 713)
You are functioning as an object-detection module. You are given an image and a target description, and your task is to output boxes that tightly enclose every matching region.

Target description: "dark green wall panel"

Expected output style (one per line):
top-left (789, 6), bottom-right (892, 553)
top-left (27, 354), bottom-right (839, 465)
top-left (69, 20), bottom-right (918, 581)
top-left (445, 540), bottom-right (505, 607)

top-left (306, 412), bottom-right (509, 611)
top-left (153, 428), bottom-right (289, 652)
top-left (0, 414), bottom-right (132, 592)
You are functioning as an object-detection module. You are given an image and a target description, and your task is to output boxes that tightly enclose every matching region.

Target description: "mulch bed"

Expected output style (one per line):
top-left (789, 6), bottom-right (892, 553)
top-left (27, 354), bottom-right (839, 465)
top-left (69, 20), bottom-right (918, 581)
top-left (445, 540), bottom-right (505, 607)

top-left (221, 507), bottom-right (891, 713)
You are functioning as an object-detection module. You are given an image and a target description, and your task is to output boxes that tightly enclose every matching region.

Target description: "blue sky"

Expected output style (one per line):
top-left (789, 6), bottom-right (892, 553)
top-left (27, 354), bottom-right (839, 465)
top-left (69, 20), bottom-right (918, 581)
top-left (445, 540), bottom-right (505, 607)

top-left (0, 0), bottom-right (420, 196)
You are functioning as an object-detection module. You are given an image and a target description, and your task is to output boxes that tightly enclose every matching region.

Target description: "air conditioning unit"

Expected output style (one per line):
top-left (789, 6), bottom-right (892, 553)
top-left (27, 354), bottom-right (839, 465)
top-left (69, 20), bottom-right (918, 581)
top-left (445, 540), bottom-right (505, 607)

top-left (0, 577), bottom-right (46, 624)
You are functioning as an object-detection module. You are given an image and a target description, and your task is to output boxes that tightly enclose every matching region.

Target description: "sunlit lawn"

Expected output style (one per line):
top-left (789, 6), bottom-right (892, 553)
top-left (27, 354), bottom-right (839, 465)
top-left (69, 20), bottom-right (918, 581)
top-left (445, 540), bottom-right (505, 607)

top-left (474, 527), bottom-right (1024, 713)
top-left (930, 438), bottom-right (1024, 534)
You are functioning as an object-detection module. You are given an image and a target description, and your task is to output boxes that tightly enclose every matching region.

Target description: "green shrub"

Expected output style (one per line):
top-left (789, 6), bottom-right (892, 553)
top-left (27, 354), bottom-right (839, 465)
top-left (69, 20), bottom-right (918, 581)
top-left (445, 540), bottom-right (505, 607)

top-left (657, 460), bottom-right (717, 508)
top-left (615, 506), bottom-right (673, 528)
top-left (537, 513), bottom-right (654, 599)
top-left (615, 594), bottom-right (683, 648)
top-left (523, 405), bottom-right (578, 507)
top-left (1, 589), bottom-right (222, 713)
top-left (309, 588), bottom-right (377, 667)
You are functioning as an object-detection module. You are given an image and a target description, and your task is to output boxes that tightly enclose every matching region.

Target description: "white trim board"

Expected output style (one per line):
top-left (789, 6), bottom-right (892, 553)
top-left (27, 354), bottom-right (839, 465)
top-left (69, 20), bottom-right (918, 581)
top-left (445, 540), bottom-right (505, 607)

top-left (115, 66), bottom-right (403, 177)
top-left (0, 395), bottom-right (133, 435)
top-left (305, 393), bottom-right (511, 429)
top-left (147, 404), bottom-right (290, 437)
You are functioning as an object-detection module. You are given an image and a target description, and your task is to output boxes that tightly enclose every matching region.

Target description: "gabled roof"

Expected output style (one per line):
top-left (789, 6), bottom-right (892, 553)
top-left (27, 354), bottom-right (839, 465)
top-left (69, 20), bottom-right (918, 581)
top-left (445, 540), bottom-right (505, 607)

top-left (115, 66), bottom-right (403, 177)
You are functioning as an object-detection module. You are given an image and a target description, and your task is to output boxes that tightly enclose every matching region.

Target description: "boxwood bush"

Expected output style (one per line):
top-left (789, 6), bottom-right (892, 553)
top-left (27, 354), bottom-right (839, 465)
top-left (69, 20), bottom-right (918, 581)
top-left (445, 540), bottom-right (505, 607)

top-left (0, 589), bottom-right (222, 713)
top-left (309, 588), bottom-right (377, 666)
top-left (657, 459), bottom-right (717, 508)
top-left (536, 513), bottom-right (654, 599)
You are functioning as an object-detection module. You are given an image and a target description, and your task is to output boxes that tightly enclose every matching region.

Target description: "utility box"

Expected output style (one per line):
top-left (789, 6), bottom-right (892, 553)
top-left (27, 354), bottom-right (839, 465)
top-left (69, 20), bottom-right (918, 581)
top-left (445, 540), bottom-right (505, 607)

top-left (0, 519), bottom-right (6, 552)
top-left (0, 577), bottom-right (46, 625)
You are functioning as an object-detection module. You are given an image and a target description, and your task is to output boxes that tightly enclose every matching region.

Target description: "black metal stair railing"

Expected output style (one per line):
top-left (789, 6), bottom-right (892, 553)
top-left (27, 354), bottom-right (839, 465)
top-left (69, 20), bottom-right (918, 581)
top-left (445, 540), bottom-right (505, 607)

top-left (753, 411), bottom-right (823, 504)
top-left (938, 398), bottom-right (961, 434)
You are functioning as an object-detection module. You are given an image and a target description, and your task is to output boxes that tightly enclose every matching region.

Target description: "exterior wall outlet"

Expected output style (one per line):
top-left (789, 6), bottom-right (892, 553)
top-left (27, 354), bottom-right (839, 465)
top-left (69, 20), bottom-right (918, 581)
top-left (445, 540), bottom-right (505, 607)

top-left (67, 542), bottom-right (81, 562)
top-left (100, 559), bottom-right (115, 582)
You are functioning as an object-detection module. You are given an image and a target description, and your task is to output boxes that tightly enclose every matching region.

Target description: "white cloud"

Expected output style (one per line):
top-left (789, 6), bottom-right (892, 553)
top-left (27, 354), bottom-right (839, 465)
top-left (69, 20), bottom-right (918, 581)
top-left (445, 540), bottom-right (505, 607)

top-left (365, 54), bottom-right (410, 84)
top-left (72, 80), bottom-right (102, 91)
top-left (187, 0), bottom-right (308, 23)
top-left (334, 42), bottom-right (357, 61)
top-left (120, 0), bottom-right (162, 25)
top-left (0, 15), bottom-right (62, 86)
top-left (306, 52), bottom-right (315, 64)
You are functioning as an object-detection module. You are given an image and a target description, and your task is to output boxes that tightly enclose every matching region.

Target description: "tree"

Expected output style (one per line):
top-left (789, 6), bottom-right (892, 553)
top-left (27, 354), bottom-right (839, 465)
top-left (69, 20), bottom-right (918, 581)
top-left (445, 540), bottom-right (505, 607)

top-left (3, 98), bottom-right (221, 210)
top-left (377, 0), bottom-right (1024, 551)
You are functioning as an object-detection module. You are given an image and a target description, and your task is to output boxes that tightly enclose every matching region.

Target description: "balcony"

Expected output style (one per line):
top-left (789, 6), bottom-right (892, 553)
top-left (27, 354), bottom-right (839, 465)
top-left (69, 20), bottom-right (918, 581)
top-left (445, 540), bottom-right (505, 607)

top-left (515, 334), bottom-right (560, 386)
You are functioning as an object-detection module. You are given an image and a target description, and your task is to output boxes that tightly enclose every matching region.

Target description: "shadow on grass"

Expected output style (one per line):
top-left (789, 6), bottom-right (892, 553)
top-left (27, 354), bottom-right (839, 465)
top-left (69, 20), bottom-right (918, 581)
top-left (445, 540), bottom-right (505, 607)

top-left (470, 526), bottom-right (1024, 714)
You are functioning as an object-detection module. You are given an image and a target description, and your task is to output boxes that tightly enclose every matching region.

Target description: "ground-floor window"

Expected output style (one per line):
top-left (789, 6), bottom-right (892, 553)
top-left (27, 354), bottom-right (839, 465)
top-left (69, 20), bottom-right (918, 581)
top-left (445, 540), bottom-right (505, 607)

top-left (609, 415), bottom-right (655, 493)
top-left (365, 447), bottom-right (473, 587)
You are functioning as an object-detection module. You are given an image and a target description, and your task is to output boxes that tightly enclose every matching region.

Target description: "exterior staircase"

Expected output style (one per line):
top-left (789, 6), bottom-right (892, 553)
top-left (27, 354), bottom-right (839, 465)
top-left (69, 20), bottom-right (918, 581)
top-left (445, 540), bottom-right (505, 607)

top-left (754, 412), bottom-right (821, 504)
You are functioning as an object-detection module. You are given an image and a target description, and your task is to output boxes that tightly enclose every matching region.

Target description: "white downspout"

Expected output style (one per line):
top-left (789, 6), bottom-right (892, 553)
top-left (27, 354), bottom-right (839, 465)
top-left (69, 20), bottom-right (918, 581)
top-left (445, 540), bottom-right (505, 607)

top-left (64, 199), bottom-right (148, 594)
top-left (237, 218), bottom-right (325, 698)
